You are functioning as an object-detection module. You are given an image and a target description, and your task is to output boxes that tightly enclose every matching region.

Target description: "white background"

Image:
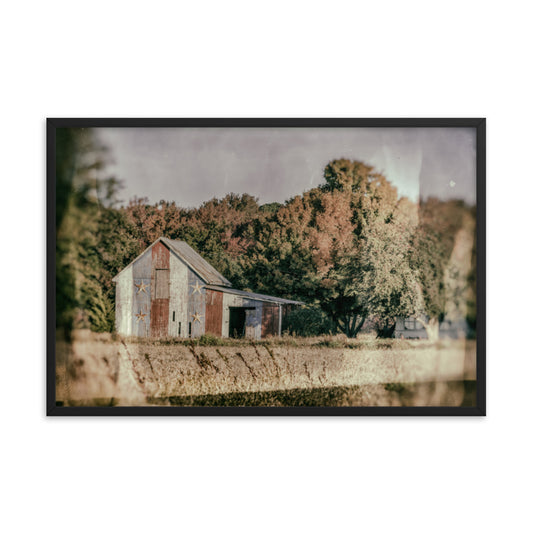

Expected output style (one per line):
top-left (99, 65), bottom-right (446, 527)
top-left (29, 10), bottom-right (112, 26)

top-left (1, 1), bottom-right (531, 532)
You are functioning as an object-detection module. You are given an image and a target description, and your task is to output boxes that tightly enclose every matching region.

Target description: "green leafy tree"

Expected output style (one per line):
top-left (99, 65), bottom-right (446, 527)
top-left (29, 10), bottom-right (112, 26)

top-left (356, 198), bottom-right (423, 337)
top-left (241, 194), bottom-right (318, 300)
top-left (310, 159), bottom-right (403, 337)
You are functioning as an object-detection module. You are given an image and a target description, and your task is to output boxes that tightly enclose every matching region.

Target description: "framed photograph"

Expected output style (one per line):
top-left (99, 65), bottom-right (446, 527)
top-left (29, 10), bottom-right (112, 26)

top-left (47, 118), bottom-right (485, 416)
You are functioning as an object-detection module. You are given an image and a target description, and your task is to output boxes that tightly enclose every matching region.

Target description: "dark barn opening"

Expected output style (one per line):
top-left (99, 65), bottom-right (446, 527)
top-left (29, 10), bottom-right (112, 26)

top-left (229, 307), bottom-right (255, 338)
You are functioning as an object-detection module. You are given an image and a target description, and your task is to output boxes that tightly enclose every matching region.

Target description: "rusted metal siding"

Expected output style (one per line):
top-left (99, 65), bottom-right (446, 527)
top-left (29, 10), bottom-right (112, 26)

top-left (261, 304), bottom-right (279, 337)
top-left (150, 242), bottom-right (170, 337)
top-left (132, 251), bottom-right (151, 337)
top-left (150, 299), bottom-right (169, 337)
top-left (152, 240), bottom-right (170, 270)
top-left (154, 269), bottom-right (170, 298)
top-left (168, 252), bottom-right (188, 337)
top-left (205, 289), bottom-right (223, 336)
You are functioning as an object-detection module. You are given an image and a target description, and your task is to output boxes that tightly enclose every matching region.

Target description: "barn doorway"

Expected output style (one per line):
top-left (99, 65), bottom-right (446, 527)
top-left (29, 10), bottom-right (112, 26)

top-left (229, 307), bottom-right (255, 338)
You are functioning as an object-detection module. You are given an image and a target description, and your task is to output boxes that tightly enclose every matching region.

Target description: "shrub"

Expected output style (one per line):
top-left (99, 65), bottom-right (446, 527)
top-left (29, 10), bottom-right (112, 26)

top-left (196, 333), bottom-right (226, 346)
top-left (83, 283), bottom-right (115, 333)
top-left (283, 306), bottom-right (335, 337)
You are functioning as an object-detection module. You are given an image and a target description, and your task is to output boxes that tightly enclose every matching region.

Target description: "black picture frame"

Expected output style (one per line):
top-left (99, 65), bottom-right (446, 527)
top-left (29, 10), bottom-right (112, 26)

top-left (47, 118), bottom-right (486, 416)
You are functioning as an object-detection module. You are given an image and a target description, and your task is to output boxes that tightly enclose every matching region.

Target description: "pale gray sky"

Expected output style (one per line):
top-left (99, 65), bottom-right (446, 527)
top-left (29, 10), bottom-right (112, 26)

top-left (95, 127), bottom-right (476, 207)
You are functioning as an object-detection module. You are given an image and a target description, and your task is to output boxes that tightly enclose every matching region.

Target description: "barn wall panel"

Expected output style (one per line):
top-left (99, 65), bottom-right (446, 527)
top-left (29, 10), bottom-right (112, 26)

top-left (168, 253), bottom-right (189, 337)
top-left (243, 298), bottom-right (262, 340)
top-left (261, 304), bottom-right (279, 337)
top-left (132, 279), bottom-right (151, 337)
top-left (150, 242), bottom-right (170, 337)
top-left (187, 269), bottom-right (206, 338)
top-left (132, 249), bottom-right (152, 278)
top-left (205, 289), bottom-right (223, 336)
top-left (150, 300), bottom-right (169, 337)
top-left (222, 293), bottom-right (242, 337)
top-left (132, 251), bottom-right (152, 336)
top-left (152, 241), bottom-right (170, 269)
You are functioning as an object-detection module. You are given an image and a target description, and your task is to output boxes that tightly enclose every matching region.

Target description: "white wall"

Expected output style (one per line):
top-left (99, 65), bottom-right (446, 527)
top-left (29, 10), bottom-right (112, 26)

top-left (222, 293), bottom-right (241, 337)
top-left (168, 252), bottom-right (189, 337)
top-left (2, 2), bottom-right (531, 533)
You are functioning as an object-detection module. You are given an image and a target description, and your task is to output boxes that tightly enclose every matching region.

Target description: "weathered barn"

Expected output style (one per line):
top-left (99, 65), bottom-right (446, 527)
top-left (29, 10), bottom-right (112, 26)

top-left (112, 237), bottom-right (302, 339)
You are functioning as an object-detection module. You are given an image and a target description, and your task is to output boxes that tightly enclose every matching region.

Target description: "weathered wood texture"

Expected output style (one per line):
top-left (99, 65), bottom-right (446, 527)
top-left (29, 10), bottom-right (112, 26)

top-left (168, 252), bottom-right (189, 337)
top-left (187, 270), bottom-right (206, 338)
top-left (244, 300), bottom-right (262, 340)
top-left (150, 242), bottom-right (170, 337)
top-left (152, 241), bottom-right (170, 270)
top-left (205, 289), bottom-right (223, 336)
top-left (261, 304), bottom-right (279, 337)
top-left (154, 269), bottom-right (170, 298)
top-left (222, 293), bottom-right (237, 337)
top-left (220, 293), bottom-right (263, 339)
top-left (150, 299), bottom-right (169, 337)
top-left (132, 251), bottom-right (152, 337)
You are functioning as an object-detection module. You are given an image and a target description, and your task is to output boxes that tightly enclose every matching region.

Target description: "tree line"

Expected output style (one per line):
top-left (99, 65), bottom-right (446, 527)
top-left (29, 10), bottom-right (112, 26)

top-left (56, 129), bottom-right (476, 340)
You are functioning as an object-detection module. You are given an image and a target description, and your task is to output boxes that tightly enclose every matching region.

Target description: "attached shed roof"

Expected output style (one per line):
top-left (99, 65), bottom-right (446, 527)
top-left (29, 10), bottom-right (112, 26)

top-left (206, 285), bottom-right (303, 306)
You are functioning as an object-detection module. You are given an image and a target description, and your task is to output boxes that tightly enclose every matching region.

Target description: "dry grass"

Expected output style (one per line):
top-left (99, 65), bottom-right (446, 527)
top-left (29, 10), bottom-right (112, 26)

top-left (56, 330), bottom-right (476, 407)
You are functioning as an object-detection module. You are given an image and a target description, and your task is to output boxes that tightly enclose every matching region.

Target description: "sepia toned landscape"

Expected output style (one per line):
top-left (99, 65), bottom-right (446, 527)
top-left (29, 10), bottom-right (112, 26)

top-left (54, 126), bottom-right (477, 408)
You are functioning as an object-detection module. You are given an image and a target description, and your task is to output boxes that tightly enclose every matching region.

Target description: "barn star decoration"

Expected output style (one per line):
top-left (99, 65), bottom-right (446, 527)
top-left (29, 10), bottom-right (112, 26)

top-left (135, 310), bottom-right (147, 323)
top-left (190, 280), bottom-right (205, 295)
top-left (135, 280), bottom-right (149, 294)
top-left (191, 312), bottom-right (203, 323)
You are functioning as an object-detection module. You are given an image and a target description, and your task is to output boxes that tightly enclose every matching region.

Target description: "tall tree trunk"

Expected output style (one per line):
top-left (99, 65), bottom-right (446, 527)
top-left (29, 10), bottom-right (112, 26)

top-left (377, 319), bottom-right (396, 338)
top-left (352, 315), bottom-right (366, 338)
top-left (338, 315), bottom-right (366, 338)
top-left (422, 317), bottom-right (439, 342)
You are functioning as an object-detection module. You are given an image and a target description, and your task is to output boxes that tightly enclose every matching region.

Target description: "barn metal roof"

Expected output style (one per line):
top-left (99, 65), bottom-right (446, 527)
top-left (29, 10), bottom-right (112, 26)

top-left (160, 238), bottom-right (232, 287)
top-left (112, 237), bottom-right (232, 286)
top-left (112, 238), bottom-right (301, 305)
top-left (205, 285), bottom-right (303, 305)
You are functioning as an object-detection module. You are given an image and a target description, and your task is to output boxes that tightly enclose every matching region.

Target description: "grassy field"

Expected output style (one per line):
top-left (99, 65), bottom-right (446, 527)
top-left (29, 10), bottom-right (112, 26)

top-left (56, 331), bottom-right (476, 407)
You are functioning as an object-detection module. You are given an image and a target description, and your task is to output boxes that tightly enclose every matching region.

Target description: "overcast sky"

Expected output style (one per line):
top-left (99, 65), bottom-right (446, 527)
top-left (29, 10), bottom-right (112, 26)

top-left (95, 127), bottom-right (476, 207)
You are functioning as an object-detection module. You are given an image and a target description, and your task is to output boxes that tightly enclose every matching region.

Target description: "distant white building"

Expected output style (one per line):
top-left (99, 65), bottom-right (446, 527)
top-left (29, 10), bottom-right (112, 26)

top-left (394, 316), bottom-right (470, 339)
